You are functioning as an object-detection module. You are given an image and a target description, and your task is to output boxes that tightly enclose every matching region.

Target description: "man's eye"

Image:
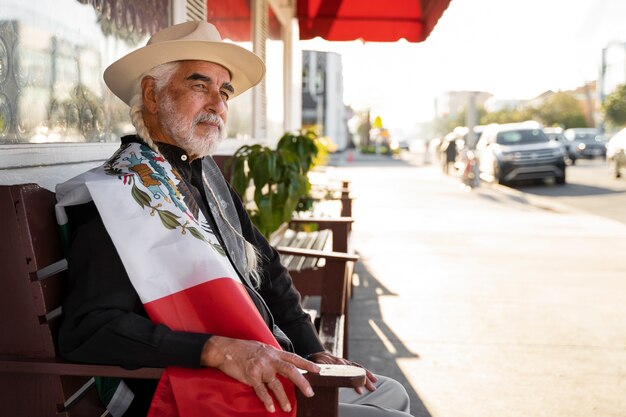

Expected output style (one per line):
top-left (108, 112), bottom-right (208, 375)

top-left (193, 84), bottom-right (207, 90)
top-left (220, 91), bottom-right (230, 100)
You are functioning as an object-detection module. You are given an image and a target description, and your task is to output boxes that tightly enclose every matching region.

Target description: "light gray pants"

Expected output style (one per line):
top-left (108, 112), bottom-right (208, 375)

top-left (338, 375), bottom-right (413, 417)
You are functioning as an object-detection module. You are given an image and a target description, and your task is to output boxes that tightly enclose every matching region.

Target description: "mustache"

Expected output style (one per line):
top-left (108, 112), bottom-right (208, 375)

top-left (192, 113), bottom-right (224, 131)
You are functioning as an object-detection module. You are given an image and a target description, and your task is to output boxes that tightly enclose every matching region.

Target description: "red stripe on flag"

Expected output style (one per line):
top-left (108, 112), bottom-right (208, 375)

top-left (145, 277), bottom-right (273, 341)
top-left (144, 277), bottom-right (296, 417)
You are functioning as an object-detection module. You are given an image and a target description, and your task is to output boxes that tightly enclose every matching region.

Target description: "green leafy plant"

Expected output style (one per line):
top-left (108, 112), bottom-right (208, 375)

top-left (228, 129), bottom-right (320, 237)
top-left (277, 129), bottom-right (320, 173)
top-left (603, 84), bottom-right (626, 128)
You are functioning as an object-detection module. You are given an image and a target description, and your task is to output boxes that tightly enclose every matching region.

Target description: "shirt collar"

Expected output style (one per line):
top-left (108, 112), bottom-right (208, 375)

top-left (121, 135), bottom-right (202, 181)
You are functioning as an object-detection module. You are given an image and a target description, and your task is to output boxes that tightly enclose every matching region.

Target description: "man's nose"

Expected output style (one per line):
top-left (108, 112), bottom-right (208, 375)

top-left (205, 89), bottom-right (227, 115)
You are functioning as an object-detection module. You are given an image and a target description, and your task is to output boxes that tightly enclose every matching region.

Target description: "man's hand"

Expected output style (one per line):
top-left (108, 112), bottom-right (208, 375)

top-left (307, 351), bottom-right (378, 394)
top-left (201, 336), bottom-right (321, 413)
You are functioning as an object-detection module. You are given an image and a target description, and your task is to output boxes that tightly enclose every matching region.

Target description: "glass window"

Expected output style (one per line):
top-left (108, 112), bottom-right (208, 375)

top-left (575, 133), bottom-right (600, 142)
top-left (0, 0), bottom-right (169, 145)
top-left (496, 129), bottom-right (549, 145)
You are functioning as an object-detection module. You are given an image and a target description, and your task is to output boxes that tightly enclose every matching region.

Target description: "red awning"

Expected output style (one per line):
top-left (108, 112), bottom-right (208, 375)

top-left (297, 0), bottom-right (451, 42)
top-left (208, 0), bottom-right (451, 43)
top-left (207, 0), bottom-right (282, 42)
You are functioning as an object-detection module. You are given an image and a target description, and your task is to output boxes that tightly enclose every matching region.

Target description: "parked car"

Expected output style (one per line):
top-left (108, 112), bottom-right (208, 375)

top-left (606, 128), bottom-right (626, 178)
top-left (544, 127), bottom-right (579, 164)
top-left (563, 128), bottom-right (607, 159)
top-left (476, 121), bottom-right (567, 185)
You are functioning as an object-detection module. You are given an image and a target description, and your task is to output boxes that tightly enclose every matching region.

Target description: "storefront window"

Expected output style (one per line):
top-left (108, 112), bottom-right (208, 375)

top-left (0, 0), bottom-right (169, 145)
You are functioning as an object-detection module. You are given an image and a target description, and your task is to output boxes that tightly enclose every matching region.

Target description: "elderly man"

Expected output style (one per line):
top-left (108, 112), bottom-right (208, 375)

top-left (56, 21), bottom-right (412, 417)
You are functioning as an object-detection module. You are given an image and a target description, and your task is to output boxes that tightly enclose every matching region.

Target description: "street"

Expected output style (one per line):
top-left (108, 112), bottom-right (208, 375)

top-left (514, 158), bottom-right (626, 225)
top-left (331, 153), bottom-right (626, 417)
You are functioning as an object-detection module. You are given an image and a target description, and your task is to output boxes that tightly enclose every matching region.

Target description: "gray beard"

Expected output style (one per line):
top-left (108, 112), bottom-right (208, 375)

top-left (158, 95), bottom-right (227, 157)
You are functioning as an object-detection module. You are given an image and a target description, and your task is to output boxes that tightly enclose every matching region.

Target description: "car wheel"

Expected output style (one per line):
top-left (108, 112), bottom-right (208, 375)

top-left (556, 174), bottom-right (566, 184)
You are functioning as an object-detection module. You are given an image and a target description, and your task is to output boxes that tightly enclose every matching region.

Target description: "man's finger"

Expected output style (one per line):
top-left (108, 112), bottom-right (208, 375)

top-left (363, 368), bottom-right (378, 392)
top-left (267, 377), bottom-right (292, 413)
top-left (364, 368), bottom-right (378, 383)
top-left (252, 383), bottom-right (275, 413)
top-left (280, 351), bottom-right (321, 373)
top-left (276, 360), bottom-right (315, 398)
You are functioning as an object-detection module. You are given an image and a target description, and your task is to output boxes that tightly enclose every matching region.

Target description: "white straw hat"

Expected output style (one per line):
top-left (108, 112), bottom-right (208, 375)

top-left (103, 21), bottom-right (265, 105)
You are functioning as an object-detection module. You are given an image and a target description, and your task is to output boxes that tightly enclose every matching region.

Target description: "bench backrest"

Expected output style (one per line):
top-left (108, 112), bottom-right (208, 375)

top-left (0, 184), bottom-right (106, 416)
top-left (0, 184), bottom-right (63, 358)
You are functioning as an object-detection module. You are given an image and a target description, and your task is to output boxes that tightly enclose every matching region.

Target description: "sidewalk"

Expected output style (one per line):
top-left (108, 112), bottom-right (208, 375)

top-left (328, 151), bottom-right (626, 417)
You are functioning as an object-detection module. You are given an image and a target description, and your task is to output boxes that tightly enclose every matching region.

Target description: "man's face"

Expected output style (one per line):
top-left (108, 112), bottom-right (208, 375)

top-left (156, 61), bottom-right (233, 157)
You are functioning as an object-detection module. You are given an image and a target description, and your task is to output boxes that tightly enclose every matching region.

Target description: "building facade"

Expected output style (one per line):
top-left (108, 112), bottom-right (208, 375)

top-left (0, 0), bottom-right (295, 189)
top-left (301, 50), bottom-right (348, 150)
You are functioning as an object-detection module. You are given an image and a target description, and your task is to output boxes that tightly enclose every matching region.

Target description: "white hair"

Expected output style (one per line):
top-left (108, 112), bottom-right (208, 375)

top-left (129, 62), bottom-right (180, 154)
top-left (128, 62), bottom-right (262, 287)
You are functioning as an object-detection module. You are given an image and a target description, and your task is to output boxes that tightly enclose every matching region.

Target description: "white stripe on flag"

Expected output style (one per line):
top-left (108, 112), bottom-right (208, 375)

top-left (107, 380), bottom-right (134, 417)
top-left (86, 169), bottom-right (241, 303)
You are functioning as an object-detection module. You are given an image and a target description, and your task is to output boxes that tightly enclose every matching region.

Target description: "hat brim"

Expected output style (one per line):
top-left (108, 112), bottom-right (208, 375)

top-left (103, 39), bottom-right (265, 105)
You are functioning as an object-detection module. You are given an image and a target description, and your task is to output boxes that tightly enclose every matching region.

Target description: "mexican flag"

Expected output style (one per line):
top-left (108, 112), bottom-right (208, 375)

top-left (56, 143), bottom-right (296, 417)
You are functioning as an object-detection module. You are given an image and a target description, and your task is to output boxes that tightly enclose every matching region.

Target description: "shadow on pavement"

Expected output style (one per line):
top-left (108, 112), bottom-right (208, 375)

top-left (349, 259), bottom-right (432, 417)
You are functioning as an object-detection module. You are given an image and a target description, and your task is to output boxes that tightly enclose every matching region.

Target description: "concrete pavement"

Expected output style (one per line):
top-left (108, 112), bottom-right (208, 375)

top-left (326, 151), bottom-right (626, 417)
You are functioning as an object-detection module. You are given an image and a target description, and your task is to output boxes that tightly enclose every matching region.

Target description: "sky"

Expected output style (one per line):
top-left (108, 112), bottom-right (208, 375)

top-left (298, 0), bottom-right (626, 134)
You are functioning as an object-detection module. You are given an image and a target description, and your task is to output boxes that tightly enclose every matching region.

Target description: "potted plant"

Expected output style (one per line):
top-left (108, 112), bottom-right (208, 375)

top-left (228, 129), bottom-right (320, 238)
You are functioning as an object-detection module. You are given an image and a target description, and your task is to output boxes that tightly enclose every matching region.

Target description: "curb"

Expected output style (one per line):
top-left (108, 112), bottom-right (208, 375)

top-left (478, 181), bottom-right (587, 215)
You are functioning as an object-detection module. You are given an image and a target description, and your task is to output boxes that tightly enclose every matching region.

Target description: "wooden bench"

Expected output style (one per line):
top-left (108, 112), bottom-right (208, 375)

top-left (308, 179), bottom-right (353, 217)
top-left (0, 183), bottom-right (365, 417)
top-left (269, 218), bottom-right (357, 358)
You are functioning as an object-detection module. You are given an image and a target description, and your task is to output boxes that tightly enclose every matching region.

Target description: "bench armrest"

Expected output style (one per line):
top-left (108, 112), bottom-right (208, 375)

top-left (0, 357), bottom-right (364, 389)
top-left (303, 364), bottom-right (365, 388)
top-left (297, 364), bottom-right (365, 417)
top-left (275, 247), bottom-right (359, 262)
top-left (0, 357), bottom-right (163, 379)
top-left (290, 217), bottom-right (354, 225)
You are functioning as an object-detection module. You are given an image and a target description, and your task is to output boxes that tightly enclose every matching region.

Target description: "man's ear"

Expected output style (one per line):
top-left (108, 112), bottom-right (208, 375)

top-left (141, 76), bottom-right (158, 114)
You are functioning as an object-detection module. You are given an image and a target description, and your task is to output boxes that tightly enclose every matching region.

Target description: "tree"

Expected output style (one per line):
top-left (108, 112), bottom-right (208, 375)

top-left (603, 84), bottom-right (626, 128)
top-left (480, 106), bottom-right (532, 125)
top-left (534, 92), bottom-right (587, 129)
top-left (432, 106), bottom-right (488, 137)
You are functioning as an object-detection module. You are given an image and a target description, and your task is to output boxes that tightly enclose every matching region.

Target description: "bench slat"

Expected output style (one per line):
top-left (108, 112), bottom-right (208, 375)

top-left (290, 231), bottom-right (318, 271)
top-left (37, 259), bottom-right (68, 280)
top-left (300, 229), bottom-right (331, 270)
top-left (274, 229), bottom-right (301, 269)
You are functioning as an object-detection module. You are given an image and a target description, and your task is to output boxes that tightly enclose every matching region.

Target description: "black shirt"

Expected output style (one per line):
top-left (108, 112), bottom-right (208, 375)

top-left (58, 136), bottom-right (324, 372)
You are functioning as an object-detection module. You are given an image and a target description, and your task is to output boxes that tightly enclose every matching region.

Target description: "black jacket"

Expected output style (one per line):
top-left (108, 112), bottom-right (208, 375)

top-left (58, 136), bottom-right (323, 372)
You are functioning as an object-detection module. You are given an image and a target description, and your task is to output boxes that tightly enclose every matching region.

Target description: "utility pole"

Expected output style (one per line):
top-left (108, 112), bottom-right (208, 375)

top-left (465, 91), bottom-right (477, 149)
